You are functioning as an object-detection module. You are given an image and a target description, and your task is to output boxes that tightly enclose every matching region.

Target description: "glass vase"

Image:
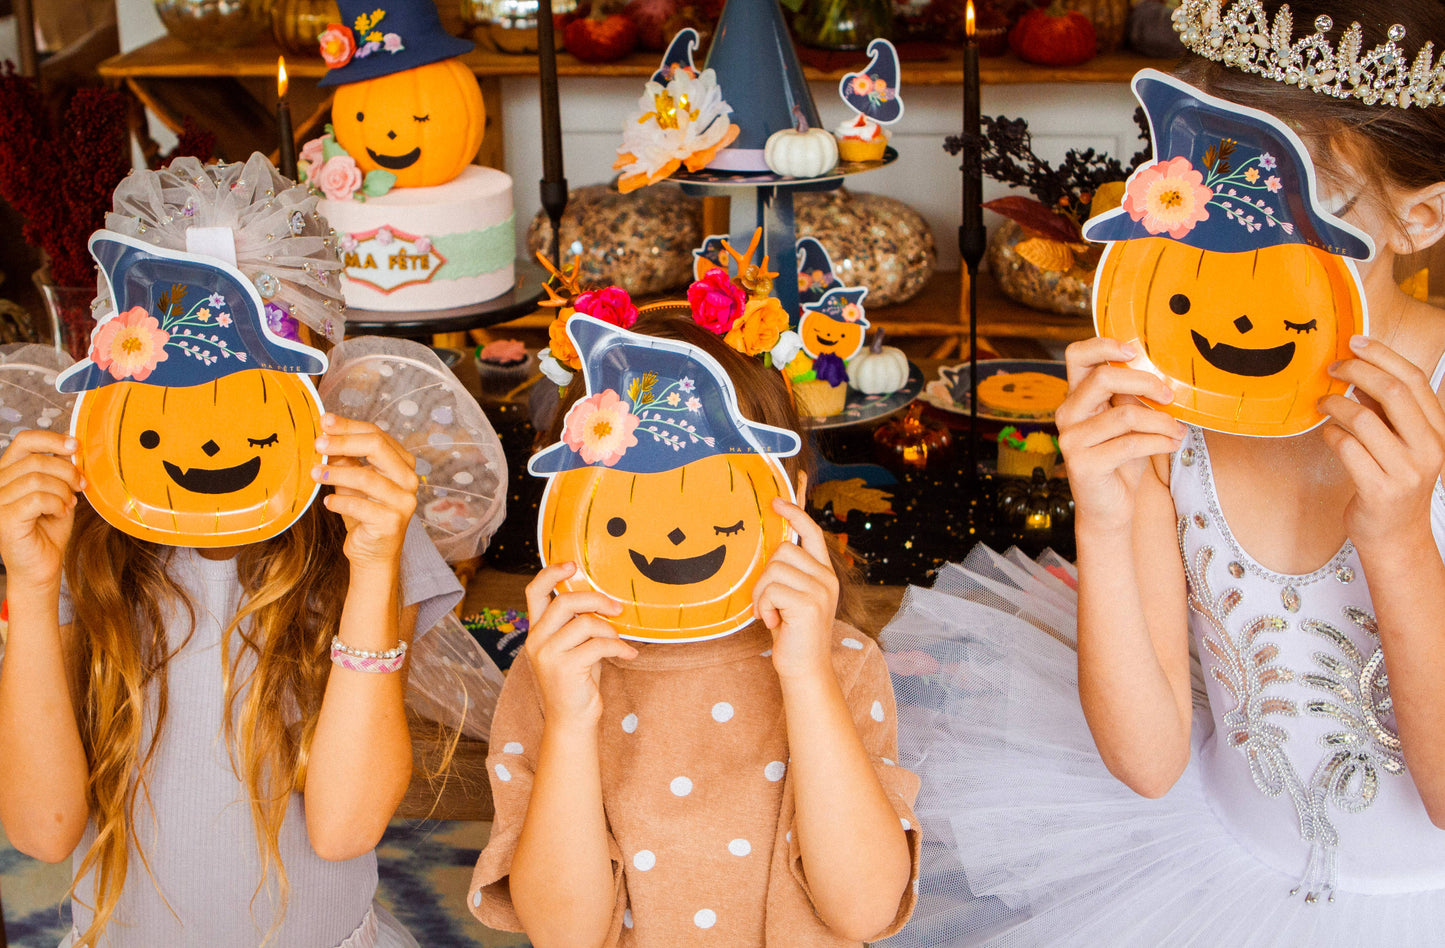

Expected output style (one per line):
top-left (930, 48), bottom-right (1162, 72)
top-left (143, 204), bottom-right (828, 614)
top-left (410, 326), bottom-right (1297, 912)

top-left (792, 0), bottom-right (894, 50)
top-left (33, 269), bottom-right (95, 362)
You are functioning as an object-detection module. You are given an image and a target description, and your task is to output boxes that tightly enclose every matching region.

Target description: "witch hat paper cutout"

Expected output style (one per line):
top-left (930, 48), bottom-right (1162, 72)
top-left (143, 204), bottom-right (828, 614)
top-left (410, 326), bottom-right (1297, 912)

top-left (59, 230), bottom-right (328, 547)
top-left (838, 39), bottom-right (905, 125)
top-left (652, 28), bottom-right (700, 84)
top-left (531, 314), bottom-right (799, 643)
top-left (1084, 69), bottom-right (1372, 438)
top-left (796, 237), bottom-right (841, 305)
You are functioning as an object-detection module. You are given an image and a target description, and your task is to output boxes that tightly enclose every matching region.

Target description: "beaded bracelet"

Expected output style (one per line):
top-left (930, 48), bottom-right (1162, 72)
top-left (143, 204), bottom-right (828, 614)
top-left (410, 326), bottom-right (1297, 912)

top-left (330, 636), bottom-right (408, 674)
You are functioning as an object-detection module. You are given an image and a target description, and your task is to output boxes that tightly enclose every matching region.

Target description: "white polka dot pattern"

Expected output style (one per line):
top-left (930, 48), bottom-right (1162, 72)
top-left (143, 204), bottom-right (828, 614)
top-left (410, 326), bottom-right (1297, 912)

top-left (712, 702), bottom-right (734, 722)
top-left (623, 908), bottom-right (634, 929)
top-left (764, 761), bottom-right (786, 782)
top-left (694, 909), bottom-right (717, 929)
top-left (622, 713), bottom-right (639, 733)
top-left (503, 741), bottom-right (524, 755)
top-left (633, 850), bottom-right (656, 871)
top-left (841, 637), bottom-right (864, 650)
top-left (871, 700), bottom-right (885, 722)
top-left (728, 838), bottom-right (751, 856)
top-left (671, 776), bottom-right (693, 796)
top-left (472, 889), bottom-right (482, 908)
top-left (494, 763), bottom-right (511, 782)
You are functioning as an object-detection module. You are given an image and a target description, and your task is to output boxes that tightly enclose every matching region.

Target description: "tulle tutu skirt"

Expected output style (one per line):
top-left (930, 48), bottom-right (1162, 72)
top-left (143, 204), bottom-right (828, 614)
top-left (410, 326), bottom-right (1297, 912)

top-left (878, 546), bottom-right (1445, 948)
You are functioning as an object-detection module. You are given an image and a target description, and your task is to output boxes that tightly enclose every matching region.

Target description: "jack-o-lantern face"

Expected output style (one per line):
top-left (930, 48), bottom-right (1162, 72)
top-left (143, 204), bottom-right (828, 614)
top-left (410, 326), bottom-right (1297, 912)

top-left (1094, 237), bottom-right (1362, 437)
top-left (73, 369), bottom-right (324, 547)
top-left (332, 58), bottom-right (486, 189)
top-left (800, 310), bottom-right (865, 359)
top-left (538, 452), bottom-right (792, 642)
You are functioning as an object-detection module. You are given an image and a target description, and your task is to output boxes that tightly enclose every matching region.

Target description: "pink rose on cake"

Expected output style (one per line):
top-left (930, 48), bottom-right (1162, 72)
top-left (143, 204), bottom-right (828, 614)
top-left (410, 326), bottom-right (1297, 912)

top-left (573, 287), bottom-right (639, 329)
top-left (315, 155), bottom-right (364, 201)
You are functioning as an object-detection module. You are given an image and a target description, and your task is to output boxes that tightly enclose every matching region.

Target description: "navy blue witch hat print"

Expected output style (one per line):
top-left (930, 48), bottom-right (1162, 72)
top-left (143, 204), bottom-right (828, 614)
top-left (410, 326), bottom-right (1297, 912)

top-left (1083, 70), bottom-right (1373, 259)
top-left (318, 0), bottom-right (473, 88)
top-left (802, 286), bottom-right (869, 325)
top-left (651, 28), bottom-right (700, 84)
top-left (701, 0), bottom-right (822, 171)
top-left (839, 39), bottom-right (905, 125)
top-left (57, 232), bottom-right (327, 394)
top-left (529, 315), bottom-right (800, 477)
top-left (796, 237), bottom-right (841, 305)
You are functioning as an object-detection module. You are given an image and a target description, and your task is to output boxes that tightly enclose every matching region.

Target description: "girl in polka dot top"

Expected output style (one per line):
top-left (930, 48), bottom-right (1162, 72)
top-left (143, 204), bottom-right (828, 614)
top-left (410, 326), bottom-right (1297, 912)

top-left (469, 315), bottom-right (921, 946)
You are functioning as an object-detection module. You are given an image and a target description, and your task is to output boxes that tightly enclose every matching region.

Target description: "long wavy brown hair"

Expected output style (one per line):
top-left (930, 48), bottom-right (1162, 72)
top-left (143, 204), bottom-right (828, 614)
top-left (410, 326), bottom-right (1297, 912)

top-left (64, 496), bottom-right (350, 947)
top-left (548, 311), bottom-right (868, 631)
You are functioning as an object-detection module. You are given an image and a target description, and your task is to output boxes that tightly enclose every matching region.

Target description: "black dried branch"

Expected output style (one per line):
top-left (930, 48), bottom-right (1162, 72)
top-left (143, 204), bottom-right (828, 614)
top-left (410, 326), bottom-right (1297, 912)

top-left (1129, 106), bottom-right (1153, 170)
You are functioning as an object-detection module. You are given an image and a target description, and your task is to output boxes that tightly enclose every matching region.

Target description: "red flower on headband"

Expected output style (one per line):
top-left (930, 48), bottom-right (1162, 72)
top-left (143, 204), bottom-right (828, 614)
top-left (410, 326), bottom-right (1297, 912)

top-left (688, 268), bottom-right (747, 334)
top-left (573, 286), bottom-right (639, 329)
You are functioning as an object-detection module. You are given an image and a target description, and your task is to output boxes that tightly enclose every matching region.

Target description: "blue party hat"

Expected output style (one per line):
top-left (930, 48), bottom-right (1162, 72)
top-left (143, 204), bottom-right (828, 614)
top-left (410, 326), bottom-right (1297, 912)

top-left (701, 0), bottom-right (822, 171)
top-left (529, 315), bottom-right (800, 477)
top-left (1083, 70), bottom-right (1373, 259)
top-left (318, 0), bottom-right (473, 89)
top-left (57, 232), bottom-right (327, 394)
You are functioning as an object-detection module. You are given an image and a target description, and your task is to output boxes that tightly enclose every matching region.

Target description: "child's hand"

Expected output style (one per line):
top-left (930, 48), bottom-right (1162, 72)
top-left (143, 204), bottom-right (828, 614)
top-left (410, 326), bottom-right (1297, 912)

top-left (1319, 335), bottom-right (1445, 549)
top-left (1056, 337), bottom-right (1187, 532)
top-left (0, 431), bottom-right (83, 588)
top-left (524, 563), bottom-right (638, 728)
top-left (313, 414), bottom-right (419, 572)
top-left (754, 473), bottom-right (840, 684)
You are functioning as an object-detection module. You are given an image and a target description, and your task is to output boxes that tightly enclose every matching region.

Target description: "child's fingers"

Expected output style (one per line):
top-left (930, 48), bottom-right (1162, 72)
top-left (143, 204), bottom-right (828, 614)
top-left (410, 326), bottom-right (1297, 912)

top-left (563, 632), bottom-right (638, 668)
top-left (314, 463), bottom-right (418, 514)
top-left (531, 590), bottom-right (623, 644)
top-left (1317, 393), bottom-right (1412, 476)
top-left (1328, 356), bottom-right (1442, 445)
top-left (0, 470), bottom-right (81, 509)
top-left (1318, 422), bottom-right (1387, 489)
top-left (1055, 366), bottom-right (1173, 431)
top-left (1348, 336), bottom-right (1445, 424)
top-left (0, 453), bottom-right (85, 495)
top-left (322, 492), bottom-right (406, 529)
top-left (1064, 336), bottom-right (1136, 384)
top-left (766, 539), bottom-right (837, 589)
top-left (8, 490), bottom-right (74, 524)
top-left (1074, 433), bottom-right (1187, 475)
top-left (0, 431), bottom-right (77, 468)
top-left (525, 562), bottom-right (578, 618)
top-left (772, 496), bottom-right (832, 567)
top-left (1058, 403), bottom-right (1185, 457)
top-left (315, 420), bottom-right (418, 486)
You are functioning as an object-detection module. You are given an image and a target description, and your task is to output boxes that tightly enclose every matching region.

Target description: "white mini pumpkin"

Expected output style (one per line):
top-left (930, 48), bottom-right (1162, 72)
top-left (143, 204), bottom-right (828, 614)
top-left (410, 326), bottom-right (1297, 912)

top-left (764, 128), bottom-right (839, 178)
top-left (849, 332), bottom-right (910, 395)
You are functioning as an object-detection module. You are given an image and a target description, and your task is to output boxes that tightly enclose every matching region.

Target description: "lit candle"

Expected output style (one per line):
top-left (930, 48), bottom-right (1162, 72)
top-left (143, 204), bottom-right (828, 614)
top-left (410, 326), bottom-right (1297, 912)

top-left (277, 57), bottom-right (297, 181)
top-left (962, 1), bottom-right (982, 240)
top-left (536, 0), bottom-right (569, 267)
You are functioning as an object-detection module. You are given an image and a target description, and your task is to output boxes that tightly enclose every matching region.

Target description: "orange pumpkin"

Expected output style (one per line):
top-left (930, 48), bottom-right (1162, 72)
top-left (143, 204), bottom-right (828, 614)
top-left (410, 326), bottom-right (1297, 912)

top-left (1093, 237), bottom-right (1362, 437)
top-left (332, 58), bottom-right (486, 189)
top-left (73, 370), bottom-right (324, 547)
top-left (538, 452), bottom-right (792, 642)
top-left (800, 309), bottom-right (865, 359)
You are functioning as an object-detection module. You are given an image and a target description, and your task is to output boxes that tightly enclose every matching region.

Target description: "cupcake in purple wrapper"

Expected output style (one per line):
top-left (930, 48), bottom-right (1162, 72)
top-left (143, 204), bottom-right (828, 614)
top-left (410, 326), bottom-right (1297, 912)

top-left (475, 338), bottom-right (535, 398)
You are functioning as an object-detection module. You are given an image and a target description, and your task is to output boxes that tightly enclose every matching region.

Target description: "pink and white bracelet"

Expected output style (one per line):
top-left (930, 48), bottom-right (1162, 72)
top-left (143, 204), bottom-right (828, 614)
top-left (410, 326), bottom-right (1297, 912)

top-left (330, 636), bottom-right (408, 674)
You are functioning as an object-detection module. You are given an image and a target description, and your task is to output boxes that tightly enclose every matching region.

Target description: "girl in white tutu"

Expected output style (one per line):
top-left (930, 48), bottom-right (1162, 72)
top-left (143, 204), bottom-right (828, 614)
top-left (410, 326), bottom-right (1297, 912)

top-left (883, 1), bottom-right (1445, 944)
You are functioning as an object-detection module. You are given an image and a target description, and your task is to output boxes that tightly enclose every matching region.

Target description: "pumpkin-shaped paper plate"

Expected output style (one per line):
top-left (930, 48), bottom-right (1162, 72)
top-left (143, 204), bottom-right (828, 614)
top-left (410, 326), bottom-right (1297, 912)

top-left (318, 335), bottom-right (508, 562)
top-left (530, 314), bottom-right (800, 643)
top-left (1084, 70), bottom-right (1372, 438)
top-left (57, 231), bottom-right (329, 548)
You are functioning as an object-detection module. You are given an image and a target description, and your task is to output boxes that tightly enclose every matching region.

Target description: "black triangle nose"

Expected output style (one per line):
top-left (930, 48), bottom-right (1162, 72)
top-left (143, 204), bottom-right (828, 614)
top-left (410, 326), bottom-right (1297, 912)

top-left (202, 440), bottom-right (220, 457)
top-left (387, 130), bottom-right (397, 140)
top-left (668, 527), bottom-right (686, 546)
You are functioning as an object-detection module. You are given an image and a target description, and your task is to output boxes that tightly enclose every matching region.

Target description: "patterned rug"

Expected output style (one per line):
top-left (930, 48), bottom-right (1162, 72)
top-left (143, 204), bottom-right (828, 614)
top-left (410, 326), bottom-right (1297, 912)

top-left (1, 820), bottom-right (529, 947)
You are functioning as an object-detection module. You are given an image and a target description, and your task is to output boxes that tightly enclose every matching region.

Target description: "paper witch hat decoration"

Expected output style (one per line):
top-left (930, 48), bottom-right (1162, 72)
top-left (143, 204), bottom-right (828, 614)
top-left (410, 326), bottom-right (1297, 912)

top-left (531, 314), bottom-right (800, 643)
top-left (701, 0), bottom-right (823, 171)
top-left (796, 237), bottom-right (841, 305)
top-left (318, 0), bottom-right (473, 87)
top-left (652, 28), bottom-right (700, 84)
top-left (1084, 69), bottom-right (1372, 438)
top-left (838, 39), bottom-right (905, 125)
top-left (57, 230), bottom-right (330, 547)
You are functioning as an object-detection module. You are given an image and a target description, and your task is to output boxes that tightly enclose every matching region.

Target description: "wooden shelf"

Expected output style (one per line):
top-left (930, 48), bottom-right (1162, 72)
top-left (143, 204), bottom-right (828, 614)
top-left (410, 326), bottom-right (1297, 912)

top-left (99, 33), bottom-right (1176, 86)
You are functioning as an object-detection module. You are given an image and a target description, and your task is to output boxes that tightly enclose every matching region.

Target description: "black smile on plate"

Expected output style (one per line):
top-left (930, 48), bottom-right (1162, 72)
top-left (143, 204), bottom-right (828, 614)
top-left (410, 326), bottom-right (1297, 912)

top-left (629, 545), bottom-right (727, 585)
top-left (366, 146), bottom-right (422, 170)
top-left (815, 333), bottom-right (839, 346)
top-left (1191, 330), bottom-right (1296, 377)
top-left (162, 456), bottom-right (262, 494)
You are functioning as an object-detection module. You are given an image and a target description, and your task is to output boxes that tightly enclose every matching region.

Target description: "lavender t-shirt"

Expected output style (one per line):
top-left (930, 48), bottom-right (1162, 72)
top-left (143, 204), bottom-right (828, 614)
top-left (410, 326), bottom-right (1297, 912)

top-left (52, 517), bottom-right (460, 947)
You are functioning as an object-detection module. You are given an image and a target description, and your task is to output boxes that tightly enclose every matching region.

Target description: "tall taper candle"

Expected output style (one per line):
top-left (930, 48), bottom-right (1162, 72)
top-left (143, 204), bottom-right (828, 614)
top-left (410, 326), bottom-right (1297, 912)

top-left (277, 57), bottom-right (297, 181)
top-left (962, 1), bottom-right (982, 239)
top-left (537, 0), bottom-right (569, 267)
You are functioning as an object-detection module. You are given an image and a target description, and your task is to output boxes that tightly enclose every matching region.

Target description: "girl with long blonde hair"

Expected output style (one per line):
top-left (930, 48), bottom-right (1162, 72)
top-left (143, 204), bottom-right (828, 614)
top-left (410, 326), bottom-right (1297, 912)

top-left (0, 154), bottom-right (462, 947)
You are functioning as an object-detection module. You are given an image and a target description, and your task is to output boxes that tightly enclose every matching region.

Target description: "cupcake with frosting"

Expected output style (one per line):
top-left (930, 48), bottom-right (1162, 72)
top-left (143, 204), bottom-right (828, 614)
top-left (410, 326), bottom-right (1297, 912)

top-left (835, 114), bottom-right (887, 162)
top-left (476, 338), bottom-right (534, 396)
top-left (997, 426), bottom-right (1059, 477)
top-left (789, 352), bottom-right (849, 417)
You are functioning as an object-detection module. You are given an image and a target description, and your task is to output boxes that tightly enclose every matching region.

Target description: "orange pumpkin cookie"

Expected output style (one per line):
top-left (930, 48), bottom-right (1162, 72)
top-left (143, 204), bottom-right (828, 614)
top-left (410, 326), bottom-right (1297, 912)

top-left (974, 371), bottom-right (1068, 420)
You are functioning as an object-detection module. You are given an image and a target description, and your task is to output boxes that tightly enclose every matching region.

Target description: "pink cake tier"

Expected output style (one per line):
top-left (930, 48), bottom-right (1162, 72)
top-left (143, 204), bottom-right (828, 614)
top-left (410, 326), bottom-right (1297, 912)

top-left (320, 165), bottom-right (515, 312)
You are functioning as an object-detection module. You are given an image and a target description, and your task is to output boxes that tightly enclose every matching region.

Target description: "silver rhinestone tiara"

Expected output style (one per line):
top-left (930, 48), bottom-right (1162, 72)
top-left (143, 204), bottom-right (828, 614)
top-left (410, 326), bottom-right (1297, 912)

top-left (1173, 0), bottom-right (1445, 108)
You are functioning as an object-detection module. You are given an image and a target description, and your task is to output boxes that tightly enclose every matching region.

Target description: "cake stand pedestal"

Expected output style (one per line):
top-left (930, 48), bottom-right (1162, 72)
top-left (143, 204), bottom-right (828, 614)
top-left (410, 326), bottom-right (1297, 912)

top-left (343, 259), bottom-right (547, 339)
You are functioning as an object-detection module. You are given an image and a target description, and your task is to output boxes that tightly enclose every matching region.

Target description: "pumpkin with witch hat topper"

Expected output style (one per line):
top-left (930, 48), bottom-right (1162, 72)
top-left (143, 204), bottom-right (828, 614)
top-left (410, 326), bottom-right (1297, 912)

top-left (799, 286), bottom-right (869, 360)
top-left (1084, 70), bottom-right (1372, 438)
top-left (319, 0), bottom-right (483, 189)
top-left (531, 315), bottom-right (800, 643)
top-left (57, 231), bottom-right (329, 547)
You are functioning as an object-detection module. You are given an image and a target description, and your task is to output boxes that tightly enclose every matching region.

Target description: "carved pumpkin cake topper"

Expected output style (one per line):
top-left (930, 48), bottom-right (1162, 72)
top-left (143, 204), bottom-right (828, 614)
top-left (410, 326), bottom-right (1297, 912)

top-left (57, 230), bottom-right (330, 548)
top-left (531, 314), bottom-right (801, 644)
top-left (1083, 69), bottom-right (1374, 438)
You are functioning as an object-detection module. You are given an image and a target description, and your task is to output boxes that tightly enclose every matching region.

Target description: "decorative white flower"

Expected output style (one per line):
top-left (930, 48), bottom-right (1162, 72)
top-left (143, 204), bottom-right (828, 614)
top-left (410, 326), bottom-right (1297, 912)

top-left (538, 347), bottom-right (576, 387)
top-left (614, 68), bottom-right (740, 194)
top-left (770, 330), bottom-right (805, 370)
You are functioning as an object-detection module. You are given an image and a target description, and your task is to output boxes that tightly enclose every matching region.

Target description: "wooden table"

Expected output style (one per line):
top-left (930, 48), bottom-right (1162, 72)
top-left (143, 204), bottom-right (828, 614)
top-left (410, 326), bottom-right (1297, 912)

top-left (397, 566), bottom-right (909, 821)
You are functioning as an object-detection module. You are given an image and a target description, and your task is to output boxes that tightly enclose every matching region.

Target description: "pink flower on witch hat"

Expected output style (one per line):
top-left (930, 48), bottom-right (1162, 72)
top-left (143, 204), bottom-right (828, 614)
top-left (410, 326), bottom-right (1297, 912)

top-left (318, 23), bottom-right (356, 68)
top-left (563, 389), bottom-right (641, 466)
top-left (1122, 156), bottom-right (1213, 239)
top-left (91, 306), bottom-right (169, 382)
